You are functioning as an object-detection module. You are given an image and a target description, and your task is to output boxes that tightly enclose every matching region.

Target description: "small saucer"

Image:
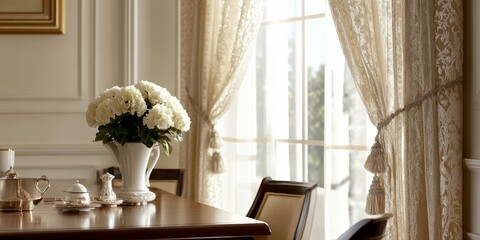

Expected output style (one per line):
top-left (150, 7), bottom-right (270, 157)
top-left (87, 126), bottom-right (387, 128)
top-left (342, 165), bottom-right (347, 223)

top-left (98, 198), bottom-right (123, 207)
top-left (53, 202), bottom-right (101, 212)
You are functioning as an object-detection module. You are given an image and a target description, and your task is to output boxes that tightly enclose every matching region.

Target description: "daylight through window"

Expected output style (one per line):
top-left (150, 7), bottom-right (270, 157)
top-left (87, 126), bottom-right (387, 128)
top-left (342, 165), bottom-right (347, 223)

top-left (217, 1), bottom-right (376, 238)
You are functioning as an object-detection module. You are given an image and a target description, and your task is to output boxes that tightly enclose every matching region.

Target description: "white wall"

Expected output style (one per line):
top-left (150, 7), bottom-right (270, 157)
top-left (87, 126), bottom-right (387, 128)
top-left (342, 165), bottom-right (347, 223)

top-left (0, 0), bottom-right (179, 185)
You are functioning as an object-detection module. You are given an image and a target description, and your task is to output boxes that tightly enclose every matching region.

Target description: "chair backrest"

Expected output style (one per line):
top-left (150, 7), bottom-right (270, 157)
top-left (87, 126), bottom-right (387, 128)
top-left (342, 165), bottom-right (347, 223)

top-left (148, 168), bottom-right (185, 196)
top-left (337, 213), bottom-right (393, 240)
top-left (102, 167), bottom-right (185, 196)
top-left (247, 177), bottom-right (317, 240)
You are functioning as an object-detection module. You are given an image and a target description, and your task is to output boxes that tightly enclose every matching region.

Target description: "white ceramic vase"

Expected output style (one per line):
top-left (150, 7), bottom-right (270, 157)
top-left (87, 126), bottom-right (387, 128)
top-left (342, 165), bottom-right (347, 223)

top-left (104, 142), bottom-right (160, 204)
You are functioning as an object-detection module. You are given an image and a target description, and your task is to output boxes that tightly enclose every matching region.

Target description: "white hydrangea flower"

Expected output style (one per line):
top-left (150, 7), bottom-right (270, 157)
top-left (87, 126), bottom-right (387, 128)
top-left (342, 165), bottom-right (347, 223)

top-left (109, 86), bottom-right (147, 117)
top-left (86, 113), bottom-right (96, 127)
top-left (173, 111), bottom-right (191, 132)
top-left (143, 104), bottom-right (174, 130)
top-left (135, 80), bottom-right (156, 99)
top-left (167, 97), bottom-right (191, 131)
top-left (99, 86), bottom-right (122, 102)
top-left (95, 99), bottom-right (115, 126)
top-left (86, 86), bottom-right (121, 127)
top-left (86, 96), bottom-right (103, 127)
top-left (127, 86), bottom-right (148, 116)
top-left (135, 80), bottom-right (171, 105)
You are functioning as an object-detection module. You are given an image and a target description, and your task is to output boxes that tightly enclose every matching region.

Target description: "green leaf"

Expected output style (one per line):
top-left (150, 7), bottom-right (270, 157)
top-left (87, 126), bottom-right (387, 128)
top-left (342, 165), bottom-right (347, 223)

top-left (160, 140), bottom-right (172, 156)
top-left (91, 109), bottom-right (187, 150)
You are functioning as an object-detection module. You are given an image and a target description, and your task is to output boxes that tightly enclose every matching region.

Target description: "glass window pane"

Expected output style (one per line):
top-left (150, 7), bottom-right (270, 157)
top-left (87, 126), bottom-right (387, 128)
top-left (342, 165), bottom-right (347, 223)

top-left (324, 148), bottom-right (370, 238)
top-left (305, 18), bottom-right (326, 141)
top-left (346, 149), bottom-right (370, 225)
top-left (219, 59), bottom-right (259, 140)
top-left (255, 22), bottom-right (302, 140)
top-left (305, 0), bottom-right (326, 16)
top-left (221, 141), bottom-right (263, 215)
top-left (307, 145), bottom-right (324, 187)
top-left (220, 141), bottom-right (304, 214)
top-left (341, 67), bottom-right (376, 146)
top-left (264, 0), bottom-right (301, 21)
top-left (287, 143), bottom-right (303, 181)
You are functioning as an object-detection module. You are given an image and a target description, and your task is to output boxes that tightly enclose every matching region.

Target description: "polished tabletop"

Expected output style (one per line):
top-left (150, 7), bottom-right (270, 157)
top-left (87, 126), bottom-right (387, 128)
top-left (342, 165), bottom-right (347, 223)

top-left (0, 186), bottom-right (271, 239)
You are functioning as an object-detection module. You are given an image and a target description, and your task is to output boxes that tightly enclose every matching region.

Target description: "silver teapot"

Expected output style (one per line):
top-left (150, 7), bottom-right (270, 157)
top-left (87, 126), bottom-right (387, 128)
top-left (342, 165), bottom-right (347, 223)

top-left (0, 168), bottom-right (50, 211)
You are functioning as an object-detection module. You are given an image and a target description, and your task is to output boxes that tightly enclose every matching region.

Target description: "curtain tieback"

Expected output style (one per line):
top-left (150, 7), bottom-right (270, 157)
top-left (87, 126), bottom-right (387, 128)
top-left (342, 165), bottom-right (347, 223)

top-left (187, 89), bottom-right (226, 174)
top-left (209, 128), bottom-right (225, 174)
top-left (364, 78), bottom-right (462, 215)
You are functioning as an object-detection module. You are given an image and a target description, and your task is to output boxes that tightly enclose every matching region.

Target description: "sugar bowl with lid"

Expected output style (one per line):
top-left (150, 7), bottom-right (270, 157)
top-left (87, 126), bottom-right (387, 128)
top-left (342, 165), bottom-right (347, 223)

top-left (62, 180), bottom-right (91, 206)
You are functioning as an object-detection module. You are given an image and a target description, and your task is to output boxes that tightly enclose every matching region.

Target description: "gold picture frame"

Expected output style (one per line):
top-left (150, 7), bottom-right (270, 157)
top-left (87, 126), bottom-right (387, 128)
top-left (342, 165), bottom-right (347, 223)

top-left (0, 0), bottom-right (64, 34)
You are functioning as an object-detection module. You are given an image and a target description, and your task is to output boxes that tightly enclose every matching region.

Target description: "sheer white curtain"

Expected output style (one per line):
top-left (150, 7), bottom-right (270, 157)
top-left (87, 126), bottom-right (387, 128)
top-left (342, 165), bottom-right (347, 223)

top-left (217, 2), bottom-right (377, 238)
top-left (329, 0), bottom-right (463, 239)
top-left (180, 0), bottom-right (265, 205)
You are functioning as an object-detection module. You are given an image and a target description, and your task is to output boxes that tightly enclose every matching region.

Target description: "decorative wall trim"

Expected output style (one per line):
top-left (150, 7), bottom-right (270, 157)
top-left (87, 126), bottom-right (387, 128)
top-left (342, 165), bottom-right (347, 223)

top-left (0, 0), bottom-right (93, 113)
top-left (0, 96), bottom-right (83, 101)
top-left (15, 165), bottom-right (97, 183)
top-left (469, 0), bottom-right (480, 109)
top-left (0, 1), bottom-right (82, 102)
top-left (90, 0), bottom-right (97, 99)
top-left (464, 158), bottom-right (480, 172)
top-left (464, 158), bottom-right (480, 237)
top-left (175, 0), bottom-right (181, 96)
top-left (465, 232), bottom-right (480, 240)
top-left (1, 144), bottom-right (108, 156)
top-left (124, 0), bottom-right (137, 86)
top-left (0, 0), bottom-right (65, 34)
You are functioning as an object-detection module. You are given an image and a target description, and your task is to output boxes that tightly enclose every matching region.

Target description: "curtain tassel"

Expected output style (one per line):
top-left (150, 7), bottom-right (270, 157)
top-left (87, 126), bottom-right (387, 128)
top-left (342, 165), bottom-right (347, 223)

top-left (365, 174), bottom-right (385, 215)
top-left (364, 134), bottom-right (386, 215)
top-left (210, 151), bottom-right (225, 174)
top-left (208, 128), bottom-right (225, 174)
top-left (364, 136), bottom-right (386, 174)
top-left (208, 129), bottom-right (224, 149)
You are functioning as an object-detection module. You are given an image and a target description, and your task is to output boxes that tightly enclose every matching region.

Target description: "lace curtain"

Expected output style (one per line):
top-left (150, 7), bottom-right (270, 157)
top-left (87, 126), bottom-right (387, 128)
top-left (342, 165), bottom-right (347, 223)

top-left (180, 0), bottom-right (265, 205)
top-left (328, 0), bottom-right (463, 239)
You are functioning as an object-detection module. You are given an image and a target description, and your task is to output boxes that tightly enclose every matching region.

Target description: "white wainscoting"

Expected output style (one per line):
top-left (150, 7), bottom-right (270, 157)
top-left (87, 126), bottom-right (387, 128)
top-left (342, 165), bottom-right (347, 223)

top-left (0, 0), bottom-right (180, 185)
top-left (0, 0), bottom-right (92, 113)
top-left (465, 232), bottom-right (480, 240)
top-left (12, 144), bottom-right (112, 182)
top-left (464, 158), bottom-right (480, 237)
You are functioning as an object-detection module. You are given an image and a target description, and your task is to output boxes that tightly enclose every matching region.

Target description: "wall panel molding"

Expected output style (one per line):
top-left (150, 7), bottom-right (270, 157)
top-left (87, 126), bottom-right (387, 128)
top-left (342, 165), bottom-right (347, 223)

top-left (464, 158), bottom-right (480, 236)
top-left (0, 0), bottom-right (178, 183)
top-left (89, 0), bottom-right (97, 102)
top-left (465, 232), bottom-right (480, 240)
top-left (467, 0), bottom-right (480, 109)
top-left (0, 0), bottom-right (94, 113)
top-left (124, 0), bottom-right (137, 86)
top-left (465, 158), bottom-right (480, 172)
top-left (16, 165), bottom-right (97, 182)
top-left (6, 143), bottom-right (108, 156)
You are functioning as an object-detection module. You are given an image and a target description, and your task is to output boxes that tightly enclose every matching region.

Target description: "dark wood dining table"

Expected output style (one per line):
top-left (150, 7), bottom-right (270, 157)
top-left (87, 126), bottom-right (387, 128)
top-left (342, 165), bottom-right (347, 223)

top-left (0, 186), bottom-right (271, 239)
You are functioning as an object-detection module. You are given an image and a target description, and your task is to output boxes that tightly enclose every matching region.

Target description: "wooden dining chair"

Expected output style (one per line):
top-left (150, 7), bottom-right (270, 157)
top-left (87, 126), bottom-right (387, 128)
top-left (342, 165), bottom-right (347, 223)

top-left (247, 176), bottom-right (318, 240)
top-left (148, 168), bottom-right (185, 197)
top-left (337, 213), bottom-right (393, 240)
top-left (102, 167), bottom-right (185, 196)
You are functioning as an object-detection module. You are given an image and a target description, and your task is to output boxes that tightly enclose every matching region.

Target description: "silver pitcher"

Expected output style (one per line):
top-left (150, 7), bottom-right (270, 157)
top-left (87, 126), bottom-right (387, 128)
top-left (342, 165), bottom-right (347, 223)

top-left (0, 168), bottom-right (50, 211)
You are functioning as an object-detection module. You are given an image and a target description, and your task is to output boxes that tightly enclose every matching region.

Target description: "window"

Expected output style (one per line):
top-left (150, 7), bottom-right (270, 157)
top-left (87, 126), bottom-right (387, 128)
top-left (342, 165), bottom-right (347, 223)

top-left (217, 1), bottom-right (376, 238)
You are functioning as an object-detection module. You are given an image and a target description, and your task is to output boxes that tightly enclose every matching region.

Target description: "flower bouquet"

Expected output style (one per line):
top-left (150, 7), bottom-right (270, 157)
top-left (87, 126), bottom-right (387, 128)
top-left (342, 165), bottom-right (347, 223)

top-left (85, 80), bottom-right (190, 204)
top-left (86, 80), bottom-right (190, 155)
